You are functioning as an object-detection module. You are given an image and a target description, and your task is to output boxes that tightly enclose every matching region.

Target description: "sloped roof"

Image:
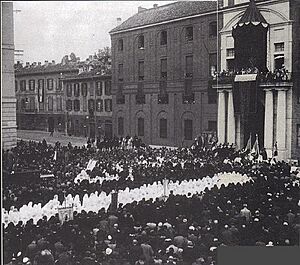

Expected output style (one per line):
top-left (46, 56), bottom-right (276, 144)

top-left (110, 1), bottom-right (217, 34)
top-left (233, 0), bottom-right (268, 29)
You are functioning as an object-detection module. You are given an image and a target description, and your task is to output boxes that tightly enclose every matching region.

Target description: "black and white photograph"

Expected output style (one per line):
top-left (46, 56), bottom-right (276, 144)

top-left (1, 0), bottom-right (300, 264)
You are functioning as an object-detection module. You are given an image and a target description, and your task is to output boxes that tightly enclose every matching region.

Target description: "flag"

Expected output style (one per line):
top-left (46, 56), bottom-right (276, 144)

top-left (251, 134), bottom-right (259, 159)
top-left (244, 134), bottom-right (252, 152)
top-left (273, 142), bottom-right (278, 157)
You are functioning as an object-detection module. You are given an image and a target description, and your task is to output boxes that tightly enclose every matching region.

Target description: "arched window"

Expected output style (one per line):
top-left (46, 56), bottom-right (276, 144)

top-left (66, 84), bottom-right (72, 97)
top-left (138, 35), bottom-right (144, 49)
top-left (118, 117), bottom-right (124, 136)
top-left (159, 118), bottom-right (167, 138)
top-left (81, 83), bottom-right (88, 97)
top-left (74, 83), bottom-right (80, 97)
top-left (137, 117), bottom-right (144, 137)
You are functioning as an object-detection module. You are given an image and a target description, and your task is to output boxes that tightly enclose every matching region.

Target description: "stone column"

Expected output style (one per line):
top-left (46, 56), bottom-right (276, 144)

top-left (227, 89), bottom-right (235, 144)
top-left (264, 89), bottom-right (273, 158)
top-left (276, 88), bottom-right (287, 160)
top-left (217, 90), bottom-right (226, 144)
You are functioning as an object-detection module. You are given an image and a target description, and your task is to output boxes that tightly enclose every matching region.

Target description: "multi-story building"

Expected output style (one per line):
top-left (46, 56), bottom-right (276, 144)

top-left (15, 61), bottom-right (78, 132)
top-left (215, 0), bottom-right (300, 161)
top-left (2, 2), bottom-right (17, 150)
top-left (62, 68), bottom-right (112, 139)
top-left (110, 1), bottom-right (221, 147)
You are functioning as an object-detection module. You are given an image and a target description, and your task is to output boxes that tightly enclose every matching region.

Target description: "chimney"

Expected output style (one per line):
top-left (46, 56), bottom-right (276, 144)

top-left (52, 60), bottom-right (55, 64)
top-left (138, 6), bottom-right (147, 13)
top-left (117, 17), bottom-right (122, 26)
top-left (153, 4), bottom-right (158, 8)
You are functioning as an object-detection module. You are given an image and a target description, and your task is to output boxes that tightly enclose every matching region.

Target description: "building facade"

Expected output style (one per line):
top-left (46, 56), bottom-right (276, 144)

top-left (110, 1), bottom-right (222, 147)
top-left (62, 72), bottom-right (112, 139)
top-left (215, 0), bottom-right (300, 161)
top-left (2, 2), bottom-right (17, 150)
top-left (15, 62), bottom-right (78, 132)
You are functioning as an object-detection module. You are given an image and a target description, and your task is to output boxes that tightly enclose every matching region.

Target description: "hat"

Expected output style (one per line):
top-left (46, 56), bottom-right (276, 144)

top-left (283, 222), bottom-right (288, 226)
top-left (183, 218), bottom-right (188, 223)
top-left (224, 225), bottom-right (229, 229)
top-left (214, 220), bottom-right (218, 224)
top-left (189, 226), bottom-right (195, 230)
top-left (23, 257), bottom-right (29, 264)
top-left (266, 241), bottom-right (274, 247)
top-left (108, 235), bottom-right (112, 240)
top-left (105, 248), bottom-right (113, 255)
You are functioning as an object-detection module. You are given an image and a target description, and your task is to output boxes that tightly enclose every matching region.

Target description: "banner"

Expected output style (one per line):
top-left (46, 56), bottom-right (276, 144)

top-left (58, 205), bottom-right (74, 224)
top-left (86, 159), bottom-right (97, 171)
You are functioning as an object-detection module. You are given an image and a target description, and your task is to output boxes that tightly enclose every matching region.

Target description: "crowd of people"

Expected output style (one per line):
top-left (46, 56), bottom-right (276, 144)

top-left (212, 66), bottom-right (291, 83)
top-left (2, 137), bottom-right (300, 265)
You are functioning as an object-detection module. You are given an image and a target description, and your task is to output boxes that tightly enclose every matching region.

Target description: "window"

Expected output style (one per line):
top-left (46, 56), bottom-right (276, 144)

top-left (227, 59), bottom-right (235, 71)
top-left (118, 117), bottom-right (124, 135)
top-left (21, 99), bottom-right (26, 110)
top-left (138, 61), bottom-right (144, 81)
top-left (39, 102), bottom-right (44, 111)
top-left (183, 78), bottom-right (194, 104)
top-left (160, 118), bottom-right (167, 138)
top-left (29, 80), bottom-right (35, 91)
top-left (20, 80), bottom-right (26, 91)
top-left (226, 48), bottom-right (235, 57)
top-left (66, 84), bottom-right (72, 97)
top-left (81, 83), bottom-right (88, 97)
top-left (105, 99), bottom-right (112, 112)
top-left (184, 119), bottom-right (193, 140)
top-left (29, 97), bottom-right (35, 111)
top-left (185, 26), bottom-right (193, 41)
top-left (16, 99), bottom-right (19, 111)
top-left (118, 64), bottom-right (124, 81)
top-left (82, 98), bottom-right (87, 112)
top-left (138, 35), bottom-right (144, 49)
top-left (117, 83), bottom-right (125, 104)
top-left (118, 39), bottom-right (124, 51)
top-left (185, 55), bottom-right (193, 77)
top-left (48, 96), bottom-right (53, 111)
top-left (297, 125), bottom-right (300, 147)
top-left (137, 117), bottom-right (144, 136)
top-left (74, 99), bottom-right (80, 111)
top-left (274, 55), bottom-right (284, 70)
top-left (57, 96), bottom-right (62, 111)
top-left (275, 42), bottom-right (284, 52)
top-left (161, 58), bottom-right (167, 79)
top-left (208, 120), bottom-right (217, 131)
top-left (228, 0), bottom-right (235, 7)
top-left (158, 80), bottom-right (168, 104)
top-left (209, 22), bottom-right (217, 37)
top-left (209, 53), bottom-right (217, 77)
top-left (208, 85), bottom-right (217, 104)
top-left (96, 81), bottom-right (103, 96)
top-left (160, 30), bottom-right (167, 45)
top-left (66, 100), bottom-right (72, 111)
top-left (58, 79), bottom-right (63, 90)
top-left (105, 80), bottom-right (112, 95)
top-left (90, 83), bottom-right (95, 96)
top-left (88, 99), bottom-right (95, 111)
top-left (15, 81), bottom-right (18, 92)
top-left (96, 99), bottom-right (103, 112)
top-left (47, 78), bottom-right (54, 90)
top-left (136, 82), bottom-right (145, 104)
top-left (74, 83), bottom-right (80, 97)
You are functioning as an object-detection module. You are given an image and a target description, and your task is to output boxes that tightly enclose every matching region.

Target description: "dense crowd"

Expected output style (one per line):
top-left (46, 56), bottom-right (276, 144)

top-left (2, 138), bottom-right (300, 265)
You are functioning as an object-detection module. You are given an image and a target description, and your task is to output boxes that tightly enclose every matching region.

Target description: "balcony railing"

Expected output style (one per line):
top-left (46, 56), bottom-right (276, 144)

top-left (183, 93), bottom-right (195, 104)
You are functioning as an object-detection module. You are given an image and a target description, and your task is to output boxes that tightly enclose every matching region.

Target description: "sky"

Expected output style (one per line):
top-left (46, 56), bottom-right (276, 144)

top-left (13, 1), bottom-right (176, 64)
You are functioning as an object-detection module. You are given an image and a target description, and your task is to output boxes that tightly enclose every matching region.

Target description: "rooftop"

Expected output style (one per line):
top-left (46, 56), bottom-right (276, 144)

top-left (110, 1), bottom-right (217, 34)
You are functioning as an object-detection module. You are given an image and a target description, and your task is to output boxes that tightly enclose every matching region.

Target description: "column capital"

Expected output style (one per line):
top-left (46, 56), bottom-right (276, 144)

top-left (263, 88), bottom-right (273, 93)
top-left (275, 87), bottom-right (289, 92)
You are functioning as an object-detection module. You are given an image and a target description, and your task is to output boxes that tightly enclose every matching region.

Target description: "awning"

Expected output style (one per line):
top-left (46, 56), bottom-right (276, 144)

top-left (233, 0), bottom-right (268, 29)
top-left (235, 74), bottom-right (257, 82)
